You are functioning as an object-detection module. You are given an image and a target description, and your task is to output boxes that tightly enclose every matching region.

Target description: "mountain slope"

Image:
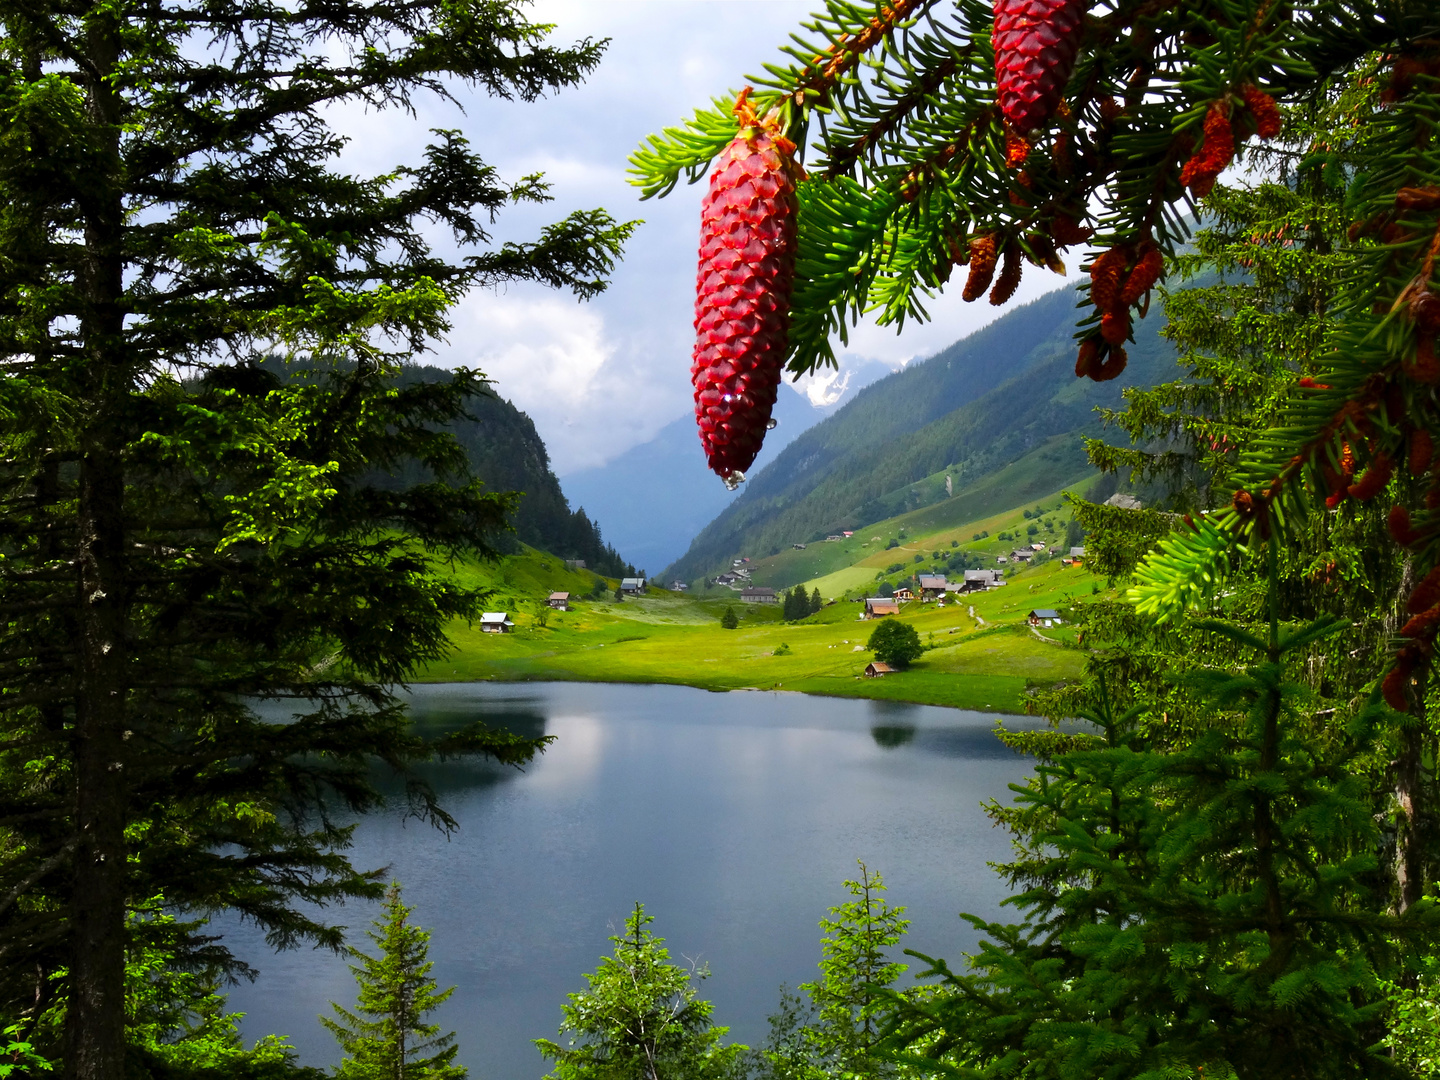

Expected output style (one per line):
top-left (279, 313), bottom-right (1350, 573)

top-left (560, 360), bottom-right (891, 575)
top-left (661, 282), bottom-right (1178, 582)
top-left (385, 365), bottom-right (636, 577)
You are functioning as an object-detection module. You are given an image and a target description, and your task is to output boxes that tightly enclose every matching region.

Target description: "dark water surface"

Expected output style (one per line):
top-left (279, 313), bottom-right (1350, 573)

top-left (224, 682), bottom-right (1036, 1080)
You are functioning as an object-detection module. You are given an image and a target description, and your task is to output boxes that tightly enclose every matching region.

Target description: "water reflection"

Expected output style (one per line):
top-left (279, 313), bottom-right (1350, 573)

top-left (870, 724), bottom-right (917, 749)
top-left (223, 682), bottom-right (1037, 1080)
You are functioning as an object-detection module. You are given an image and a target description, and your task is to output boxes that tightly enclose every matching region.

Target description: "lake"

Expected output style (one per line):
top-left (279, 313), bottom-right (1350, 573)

top-left (224, 681), bottom-right (1038, 1080)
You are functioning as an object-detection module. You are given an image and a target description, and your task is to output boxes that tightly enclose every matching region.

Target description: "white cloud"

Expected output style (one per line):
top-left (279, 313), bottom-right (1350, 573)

top-left (324, 2), bottom-right (1088, 475)
top-left (458, 291), bottom-right (613, 409)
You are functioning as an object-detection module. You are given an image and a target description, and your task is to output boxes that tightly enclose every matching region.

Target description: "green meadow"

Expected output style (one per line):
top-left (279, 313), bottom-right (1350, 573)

top-left (420, 530), bottom-right (1106, 713)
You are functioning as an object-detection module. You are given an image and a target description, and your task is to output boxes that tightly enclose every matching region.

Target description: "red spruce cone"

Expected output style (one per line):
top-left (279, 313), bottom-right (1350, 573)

top-left (1092, 343), bottom-right (1127, 381)
top-left (692, 124), bottom-right (799, 486)
top-left (1408, 564), bottom-right (1440, 613)
top-left (1412, 428), bottom-right (1435, 476)
top-left (1180, 103), bottom-right (1235, 198)
top-left (1390, 505), bottom-right (1420, 546)
top-left (1119, 246), bottom-right (1164, 305)
top-left (992, 0), bottom-right (1087, 135)
top-left (1100, 309), bottom-right (1130, 345)
top-left (1347, 452), bottom-right (1393, 502)
top-left (1384, 654), bottom-right (1416, 712)
top-left (1240, 84), bottom-right (1282, 139)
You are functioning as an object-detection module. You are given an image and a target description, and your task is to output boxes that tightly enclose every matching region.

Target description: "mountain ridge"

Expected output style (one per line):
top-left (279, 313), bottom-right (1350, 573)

top-left (660, 281), bottom-right (1180, 583)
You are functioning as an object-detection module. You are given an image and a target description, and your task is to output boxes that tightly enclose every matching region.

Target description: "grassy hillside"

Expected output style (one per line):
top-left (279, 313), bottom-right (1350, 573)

top-left (703, 445), bottom-right (1096, 594)
top-left (661, 279), bottom-right (1183, 584)
top-left (427, 475), bottom-right (1108, 714)
top-left (423, 550), bottom-right (1105, 713)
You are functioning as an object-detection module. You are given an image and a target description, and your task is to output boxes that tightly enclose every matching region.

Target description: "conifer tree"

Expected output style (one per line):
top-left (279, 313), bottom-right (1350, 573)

top-left (322, 884), bottom-right (464, 1080)
top-left (881, 549), bottom-right (1440, 1077)
top-left (721, 607), bottom-right (741, 630)
top-left (534, 904), bottom-right (745, 1080)
top-left (809, 589), bottom-right (823, 616)
top-left (754, 866), bottom-right (911, 1080)
top-left (800, 864), bottom-right (909, 1080)
top-left (0, 2), bottom-right (631, 1076)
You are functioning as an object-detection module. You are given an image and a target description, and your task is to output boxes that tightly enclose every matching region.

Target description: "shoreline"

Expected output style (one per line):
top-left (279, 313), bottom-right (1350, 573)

top-left (411, 667), bottom-right (1033, 714)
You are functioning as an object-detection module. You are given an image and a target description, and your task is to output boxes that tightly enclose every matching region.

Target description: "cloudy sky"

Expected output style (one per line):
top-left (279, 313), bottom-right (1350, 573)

top-left (336, 1), bottom-right (1076, 474)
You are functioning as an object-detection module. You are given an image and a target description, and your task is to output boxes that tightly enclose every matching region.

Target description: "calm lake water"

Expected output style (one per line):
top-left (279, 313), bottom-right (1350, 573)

top-left (224, 682), bottom-right (1038, 1080)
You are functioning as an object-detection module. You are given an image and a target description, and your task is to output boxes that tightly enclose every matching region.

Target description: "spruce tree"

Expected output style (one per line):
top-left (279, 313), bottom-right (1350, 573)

top-left (534, 904), bottom-right (745, 1080)
top-left (0, 2), bottom-right (631, 1076)
top-left (322, 884), bottom-right (465, 1080)
top-left (882, 550), bottom-right (1440, 1077)
top-left (809, 589), bottom-right (823, 616)
top-left (720, 607), bottom-right (740, 630)
top-left (800, 864), bottom-right (909, 1080)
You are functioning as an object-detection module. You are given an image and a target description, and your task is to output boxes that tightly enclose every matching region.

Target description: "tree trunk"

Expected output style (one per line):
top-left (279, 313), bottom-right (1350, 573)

top-left (65, 8), bottom-right (129, 1079)
top-left (1396, 672), bottom-right (1428, 914)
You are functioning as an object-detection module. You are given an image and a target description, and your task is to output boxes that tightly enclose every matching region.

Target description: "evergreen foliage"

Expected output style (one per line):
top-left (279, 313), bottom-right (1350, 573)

top-left (322, 884), bottom-right (464, 1080)
top-left (534, 904), bottom-right (745, 1080)
top-left (867, 621), bottom-right (923, 669)
top-left (0, 1), bottom-right (631, 1075)
top-left (721, 607), bottom-right (740, 630)
top-left (782, 586), bottom-right (824, 621)
top-left (754, 865), bottom-right (911, 1080)
top-left (882, 558), bottom-right (1440, 1076)
top-left (378, 365), bottom-right (635, 578)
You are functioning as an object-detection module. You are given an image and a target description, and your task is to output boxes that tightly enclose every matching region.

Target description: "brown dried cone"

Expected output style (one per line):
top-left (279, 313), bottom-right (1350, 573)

top-left (1405, 335), bottom-right (1440, 383)
top-left (691, 110), bottom-right (800, 487)
top-left (989, 243), bottom-right (1024, 305)
top-left (963, 234), bottom-right (998, 301)
top-left (1346, 452), bottom-right (1393, 501)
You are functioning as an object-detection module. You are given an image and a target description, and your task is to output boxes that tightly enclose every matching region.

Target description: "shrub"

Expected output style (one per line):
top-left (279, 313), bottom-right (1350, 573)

top-left (912, 554), bottom-right (923, 564)
top-left (950, 540), bottom-right (959, 548)
top-left (885, 538), bottom-right (899, 550)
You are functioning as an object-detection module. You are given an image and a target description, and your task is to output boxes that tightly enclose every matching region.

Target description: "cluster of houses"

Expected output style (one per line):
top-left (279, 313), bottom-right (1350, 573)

top-left (859, 569), bottom-right (1007, 619)
top-left (479, 575), bottom-right (652, 635)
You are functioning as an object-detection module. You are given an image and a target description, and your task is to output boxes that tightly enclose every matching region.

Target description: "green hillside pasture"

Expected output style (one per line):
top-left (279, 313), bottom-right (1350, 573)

top-left (800, 479), bottom-right (1091, 599)
top-left (733, 445), bottom-right (1093, 594)
top-left (877, 443), bottom-right (1095, 546)
top-left (426, 553), bottom-right (1103, 712)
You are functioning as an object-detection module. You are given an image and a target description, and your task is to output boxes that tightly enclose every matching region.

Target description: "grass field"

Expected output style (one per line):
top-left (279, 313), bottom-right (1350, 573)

top-left (420, 548), bottom-right (1105, 714)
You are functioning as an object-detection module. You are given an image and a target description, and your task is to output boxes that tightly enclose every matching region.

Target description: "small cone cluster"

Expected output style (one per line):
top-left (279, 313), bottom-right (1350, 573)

top-left (1180, 86), bottom-right (1282, 198)
top-left (692, 94), bottom-right (800, 487)
top-left (1075, 239), bottom-right (1162, 381)
top-left (991, 0), bottom-right (1087, 135)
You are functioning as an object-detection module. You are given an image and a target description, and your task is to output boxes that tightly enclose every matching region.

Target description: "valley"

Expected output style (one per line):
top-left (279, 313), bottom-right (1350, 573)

top-left (422, 489), bottom-right (1105, 713)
